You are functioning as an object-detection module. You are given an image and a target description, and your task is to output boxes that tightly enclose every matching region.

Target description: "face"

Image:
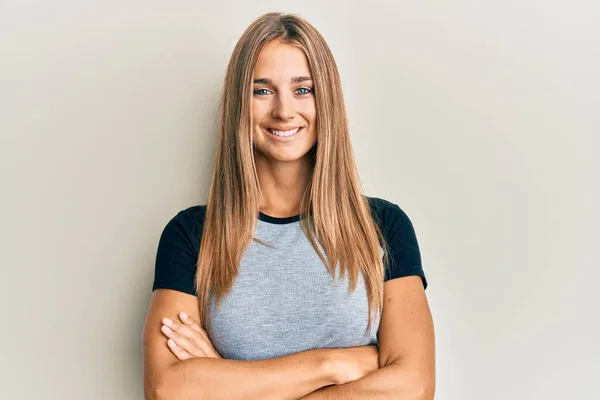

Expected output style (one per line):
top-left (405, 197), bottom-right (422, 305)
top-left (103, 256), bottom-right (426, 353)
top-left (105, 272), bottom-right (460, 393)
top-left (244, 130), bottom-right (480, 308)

top-left (251, 39), bottom-right (317, 163)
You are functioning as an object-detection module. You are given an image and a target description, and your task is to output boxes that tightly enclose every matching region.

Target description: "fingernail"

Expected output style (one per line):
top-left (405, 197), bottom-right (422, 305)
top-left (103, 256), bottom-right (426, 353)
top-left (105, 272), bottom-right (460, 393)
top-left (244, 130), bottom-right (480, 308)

top-left (161, 325), bottom-right (172, 334)
top-left (168, 339), bottom-right (176, 347)
top-left (162, 317), bottom-right (173, 326)
top-left (180, 312), bottom-right (188, 320)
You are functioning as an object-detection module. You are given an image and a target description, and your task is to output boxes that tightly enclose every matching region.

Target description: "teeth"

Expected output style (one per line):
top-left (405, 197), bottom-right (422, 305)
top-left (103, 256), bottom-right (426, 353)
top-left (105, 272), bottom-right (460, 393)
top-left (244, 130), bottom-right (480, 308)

top-left (268, 127), bottom-right (300, 137)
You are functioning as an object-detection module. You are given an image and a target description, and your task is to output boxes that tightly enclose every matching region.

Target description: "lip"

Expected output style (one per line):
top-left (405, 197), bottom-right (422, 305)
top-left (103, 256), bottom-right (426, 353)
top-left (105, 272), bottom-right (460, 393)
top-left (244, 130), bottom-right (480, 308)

top-left (268, 126), bottom-right (302, 131)
top-left (263, 126), bottom-right (304, 140)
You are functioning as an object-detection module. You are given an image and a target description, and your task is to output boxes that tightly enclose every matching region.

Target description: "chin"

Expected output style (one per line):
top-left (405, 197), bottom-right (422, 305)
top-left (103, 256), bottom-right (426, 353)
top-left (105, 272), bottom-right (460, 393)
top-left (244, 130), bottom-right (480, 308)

top-left (269, 151), bottom-right (311, 162)
top-left (255, 146), bottom-right (315, 162)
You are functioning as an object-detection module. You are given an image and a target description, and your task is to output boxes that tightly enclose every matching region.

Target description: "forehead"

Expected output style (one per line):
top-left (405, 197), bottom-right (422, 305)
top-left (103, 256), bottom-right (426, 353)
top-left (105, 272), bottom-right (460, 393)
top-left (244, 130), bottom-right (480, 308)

top-left (253, 40), bottom-right (311, 79)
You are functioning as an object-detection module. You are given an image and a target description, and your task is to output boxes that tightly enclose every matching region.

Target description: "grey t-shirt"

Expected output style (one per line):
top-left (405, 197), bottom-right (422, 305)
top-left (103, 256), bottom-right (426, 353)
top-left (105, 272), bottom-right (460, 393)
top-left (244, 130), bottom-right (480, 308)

top-left (152, 196), bottom-right (427, 360)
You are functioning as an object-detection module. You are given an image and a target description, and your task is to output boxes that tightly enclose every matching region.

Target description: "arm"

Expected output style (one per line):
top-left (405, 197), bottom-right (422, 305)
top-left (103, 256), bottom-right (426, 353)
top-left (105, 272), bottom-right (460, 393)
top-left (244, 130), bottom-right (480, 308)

top-left (155, 350), bottom-right (337, 400)
top-left (299, 276), bottom-right (436, 400)
top-left (143, 289), bottom-right (338, 400)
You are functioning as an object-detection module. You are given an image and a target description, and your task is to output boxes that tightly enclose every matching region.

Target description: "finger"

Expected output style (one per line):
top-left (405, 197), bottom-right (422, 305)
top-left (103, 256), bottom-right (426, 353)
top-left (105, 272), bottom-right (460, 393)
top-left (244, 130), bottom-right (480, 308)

top-left (178, 312), bottom-right (208, 337)
top-left (166, 316), bottom-right (220, 358)
top-left (166, 338), bottom-right (192, 361)
top-left (178, 313), bottom-right (222, 358)
top-left (163, 318), bottom-right (215, 355)
top-left (161, 325), bottom-right (207, 357)
top-left (163, 318), bottom-right (198, 339)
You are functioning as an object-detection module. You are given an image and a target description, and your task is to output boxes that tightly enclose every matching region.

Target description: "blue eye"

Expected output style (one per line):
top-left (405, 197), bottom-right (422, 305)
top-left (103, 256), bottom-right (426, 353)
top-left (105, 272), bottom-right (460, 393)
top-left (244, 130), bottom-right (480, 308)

top-left (296, 87), bottom-right (313, 95)
top-left (254, 88), bottom-right (271, 96)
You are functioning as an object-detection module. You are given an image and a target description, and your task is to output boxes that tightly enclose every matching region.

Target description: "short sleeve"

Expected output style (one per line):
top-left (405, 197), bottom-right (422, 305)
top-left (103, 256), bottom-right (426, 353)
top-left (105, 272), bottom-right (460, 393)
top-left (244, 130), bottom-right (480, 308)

top-left (152, 207), bottom-right (205, 296)
top-left (369, 197), bottom-right (428, 289)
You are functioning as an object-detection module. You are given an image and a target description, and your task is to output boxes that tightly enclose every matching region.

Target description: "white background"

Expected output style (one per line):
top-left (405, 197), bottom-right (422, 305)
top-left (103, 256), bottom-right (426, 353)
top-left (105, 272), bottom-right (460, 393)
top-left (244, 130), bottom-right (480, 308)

top-left (1, 1), bottom-right (598, 398)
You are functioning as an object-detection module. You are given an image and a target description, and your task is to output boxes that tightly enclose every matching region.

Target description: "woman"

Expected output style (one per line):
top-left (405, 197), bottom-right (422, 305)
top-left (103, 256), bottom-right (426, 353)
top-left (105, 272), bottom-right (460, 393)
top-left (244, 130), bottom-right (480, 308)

top-left (142, 12), bottom-right (435, 400)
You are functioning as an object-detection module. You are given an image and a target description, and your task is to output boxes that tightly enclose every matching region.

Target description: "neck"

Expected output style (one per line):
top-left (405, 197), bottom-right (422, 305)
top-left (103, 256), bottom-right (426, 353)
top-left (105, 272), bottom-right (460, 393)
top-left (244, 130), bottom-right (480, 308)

top-left (254, 152), bottom-right (313, 218)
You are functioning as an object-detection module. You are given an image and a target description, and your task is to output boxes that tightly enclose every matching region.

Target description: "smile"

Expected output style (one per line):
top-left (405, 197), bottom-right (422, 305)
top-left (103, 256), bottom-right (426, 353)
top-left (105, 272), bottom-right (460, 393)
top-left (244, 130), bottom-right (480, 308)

top-left (265, 127), bottom-right (303, 139)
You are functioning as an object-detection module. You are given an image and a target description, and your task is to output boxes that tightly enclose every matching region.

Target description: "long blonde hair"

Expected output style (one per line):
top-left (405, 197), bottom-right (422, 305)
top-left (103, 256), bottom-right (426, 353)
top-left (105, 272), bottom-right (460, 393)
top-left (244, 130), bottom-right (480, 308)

top-left (196, 12), bottom-right (389, 335)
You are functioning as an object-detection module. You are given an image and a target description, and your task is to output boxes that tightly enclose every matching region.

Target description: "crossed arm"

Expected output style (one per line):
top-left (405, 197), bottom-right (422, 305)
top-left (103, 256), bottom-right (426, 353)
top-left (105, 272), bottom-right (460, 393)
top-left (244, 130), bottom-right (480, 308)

top-left (142, 275), bottom-right (435, 400)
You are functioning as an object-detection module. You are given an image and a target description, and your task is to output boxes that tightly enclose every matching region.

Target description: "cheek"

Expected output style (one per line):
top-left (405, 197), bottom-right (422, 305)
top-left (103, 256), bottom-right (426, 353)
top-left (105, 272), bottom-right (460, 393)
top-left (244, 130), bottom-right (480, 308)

top-left (251, 100), bottom-right (270, 124)
top-left (300, 101), bottom-right (317, 124)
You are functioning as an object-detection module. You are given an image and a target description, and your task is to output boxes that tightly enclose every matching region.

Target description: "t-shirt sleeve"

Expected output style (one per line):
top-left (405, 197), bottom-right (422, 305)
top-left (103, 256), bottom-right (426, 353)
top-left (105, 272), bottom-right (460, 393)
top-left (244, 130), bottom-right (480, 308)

top-left (152, 210), bottom-right (200, 296)
top-left (379, 201), bottom-right (428, 289)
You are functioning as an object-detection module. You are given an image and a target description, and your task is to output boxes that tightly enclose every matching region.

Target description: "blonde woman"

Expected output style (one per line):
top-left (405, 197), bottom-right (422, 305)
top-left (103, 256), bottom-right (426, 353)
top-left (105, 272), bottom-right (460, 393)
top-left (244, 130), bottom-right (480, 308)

top-left (142, 12), bottom-right (435, 400)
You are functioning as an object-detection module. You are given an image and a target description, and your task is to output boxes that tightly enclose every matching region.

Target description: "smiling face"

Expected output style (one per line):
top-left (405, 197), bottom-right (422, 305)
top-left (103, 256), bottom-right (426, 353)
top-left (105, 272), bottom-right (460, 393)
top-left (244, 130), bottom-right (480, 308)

top-left (251, 39), bottom-right (317, 163)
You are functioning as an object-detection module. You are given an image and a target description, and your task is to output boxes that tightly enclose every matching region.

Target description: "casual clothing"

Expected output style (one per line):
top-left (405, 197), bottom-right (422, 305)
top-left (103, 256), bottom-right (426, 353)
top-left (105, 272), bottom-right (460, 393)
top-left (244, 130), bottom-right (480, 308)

top-left (152, 196), bottom-right (427, 360)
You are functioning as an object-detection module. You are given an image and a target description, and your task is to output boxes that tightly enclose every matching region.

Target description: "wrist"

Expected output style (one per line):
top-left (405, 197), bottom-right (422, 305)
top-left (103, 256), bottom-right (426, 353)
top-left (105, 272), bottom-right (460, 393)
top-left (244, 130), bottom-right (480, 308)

top-left (319, 348), bottom-right (342, 385)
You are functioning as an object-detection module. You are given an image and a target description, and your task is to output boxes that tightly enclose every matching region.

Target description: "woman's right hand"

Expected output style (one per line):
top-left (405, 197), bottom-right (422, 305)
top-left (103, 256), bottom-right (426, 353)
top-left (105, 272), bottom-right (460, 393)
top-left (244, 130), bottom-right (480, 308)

top-left (329, 345), bottom-right (380, 385)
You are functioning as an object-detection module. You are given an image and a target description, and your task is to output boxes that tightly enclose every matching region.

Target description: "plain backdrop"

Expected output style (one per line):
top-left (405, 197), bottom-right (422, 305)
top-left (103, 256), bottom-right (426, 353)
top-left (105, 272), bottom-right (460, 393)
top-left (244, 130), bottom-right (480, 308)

top-left (1, 1), bottom-right (598, 399)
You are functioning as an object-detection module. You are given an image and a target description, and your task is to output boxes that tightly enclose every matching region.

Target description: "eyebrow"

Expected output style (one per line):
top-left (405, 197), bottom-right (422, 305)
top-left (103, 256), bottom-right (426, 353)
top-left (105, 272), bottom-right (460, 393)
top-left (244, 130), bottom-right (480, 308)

top-left (253, 76), bottom-right (313, 84)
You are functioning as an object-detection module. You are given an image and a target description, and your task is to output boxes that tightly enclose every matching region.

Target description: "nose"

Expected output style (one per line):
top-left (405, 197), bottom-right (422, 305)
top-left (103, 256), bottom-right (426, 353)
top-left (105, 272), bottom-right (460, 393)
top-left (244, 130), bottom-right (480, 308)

top-left (271, 92), bottom-right (295, 121)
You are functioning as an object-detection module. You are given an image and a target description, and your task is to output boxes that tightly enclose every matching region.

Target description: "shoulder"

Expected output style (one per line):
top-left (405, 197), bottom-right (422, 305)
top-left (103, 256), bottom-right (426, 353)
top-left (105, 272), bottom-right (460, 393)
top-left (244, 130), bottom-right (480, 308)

top-left (160, 205), bottom-right (207, 248)
top-left (169, 204), bottom-right (207, 230)
top-left (366, 196), bottom-right (413, 232)
top-left (366, 196), bottom-right (427, 287)
top-left (152, 205), bottom-right (207, 295)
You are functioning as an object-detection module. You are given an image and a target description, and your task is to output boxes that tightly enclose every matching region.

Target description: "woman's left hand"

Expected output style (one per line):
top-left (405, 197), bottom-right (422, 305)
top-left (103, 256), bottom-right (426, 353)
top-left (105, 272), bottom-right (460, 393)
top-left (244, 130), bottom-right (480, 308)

top-left (160, 312), bottom-right (222, 361)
